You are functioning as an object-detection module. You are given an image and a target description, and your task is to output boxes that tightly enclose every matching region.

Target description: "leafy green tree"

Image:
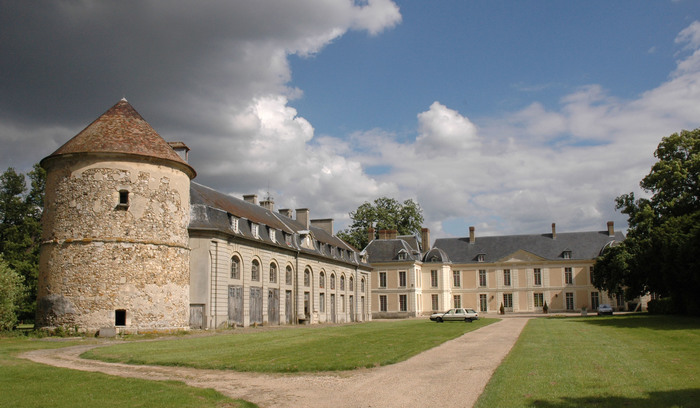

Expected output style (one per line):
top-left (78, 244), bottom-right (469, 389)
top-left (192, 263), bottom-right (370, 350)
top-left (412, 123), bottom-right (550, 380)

top-left (0, 164), bottom-right (45, 322)
top-left (0, 255), bottom-right (25, 330)
top-left (593, 128), bottom-right (700, 314)
top-left (337, 197), bottom-right (424, 249)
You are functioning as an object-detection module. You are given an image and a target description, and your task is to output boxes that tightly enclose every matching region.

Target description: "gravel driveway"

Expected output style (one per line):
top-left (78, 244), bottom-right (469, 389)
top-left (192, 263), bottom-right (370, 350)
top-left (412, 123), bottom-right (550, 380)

top-left (21, 317), bottom-right (529, 408)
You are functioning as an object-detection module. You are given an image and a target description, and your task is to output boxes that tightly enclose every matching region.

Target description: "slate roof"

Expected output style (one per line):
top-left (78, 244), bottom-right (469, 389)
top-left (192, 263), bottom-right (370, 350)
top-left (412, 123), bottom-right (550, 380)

top-left (433, 230), bottom-right (625, 264)
top-left (42, 99), bottom-right (195, 178)
top-left (190, 182), bottom-right (369, 267)
top-left (364, 239), bottom-right (423, 263)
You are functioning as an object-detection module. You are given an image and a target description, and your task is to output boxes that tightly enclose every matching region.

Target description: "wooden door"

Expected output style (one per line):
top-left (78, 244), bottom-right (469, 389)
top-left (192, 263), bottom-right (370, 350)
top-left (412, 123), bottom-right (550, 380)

top-left (228, 286), bottom-right (243, 326)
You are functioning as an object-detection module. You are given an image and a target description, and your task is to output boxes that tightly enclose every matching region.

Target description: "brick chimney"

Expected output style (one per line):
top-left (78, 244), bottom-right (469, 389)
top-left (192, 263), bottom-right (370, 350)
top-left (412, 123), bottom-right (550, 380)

top-left (368, 227), bottom-right (375, 243)
top-left (469, 226), bottom-right (475, 244)
top-left (607, 221), bottom-right (614, 237)
top-left (551, 223), bottom-right (557, 240)
top-left (421, 228), bottom-right (430, 252)
top-left (260, 198), bottom-right (274, 212)
top-left (387, 229), bottom-right (398, 239)
top-left (279, 208), bottom-right (293, 218)
top-left (243, 194), bottom-right (258, 205)
top-left (296, 208), bottom-right (310, 229)
top-left (378, 229), bottom-right (388, 240)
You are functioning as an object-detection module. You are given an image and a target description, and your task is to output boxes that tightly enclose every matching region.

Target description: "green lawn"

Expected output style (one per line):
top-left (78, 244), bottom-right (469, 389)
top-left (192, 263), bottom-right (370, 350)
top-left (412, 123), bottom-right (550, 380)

top-left (0, 336), bottom-right (255, 408)
top-left (84, 318), bottom-right (496, 372)
top-left (476, 314), bottom-right (700, 408)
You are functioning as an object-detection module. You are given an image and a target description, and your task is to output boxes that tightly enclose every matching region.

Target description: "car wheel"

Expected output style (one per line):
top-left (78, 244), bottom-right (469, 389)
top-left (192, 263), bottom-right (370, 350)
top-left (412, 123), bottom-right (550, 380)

top-left (465, 318), bottom-right (472, 322)
top-left (437, 317), bottom-right (443, 323)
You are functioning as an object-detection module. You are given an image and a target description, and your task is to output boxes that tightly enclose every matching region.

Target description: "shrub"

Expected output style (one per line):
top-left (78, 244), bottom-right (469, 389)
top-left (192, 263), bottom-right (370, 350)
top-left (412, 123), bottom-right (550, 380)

top-left (0, 256), bottom-right (25, 331)
top-left (647, 298), bottom-right (677, 315)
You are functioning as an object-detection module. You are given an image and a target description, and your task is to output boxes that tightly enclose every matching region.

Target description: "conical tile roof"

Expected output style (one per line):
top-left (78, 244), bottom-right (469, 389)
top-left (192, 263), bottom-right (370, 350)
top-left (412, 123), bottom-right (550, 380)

top-left (43, 99), bottom-right (195, 178)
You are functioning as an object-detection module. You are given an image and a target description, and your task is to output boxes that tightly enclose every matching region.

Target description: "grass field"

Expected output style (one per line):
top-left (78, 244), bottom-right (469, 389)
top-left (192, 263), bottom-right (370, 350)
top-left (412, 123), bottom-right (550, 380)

top-left (476, 314), bottom-right (700, 408)
top-left (0, 336), bottom-right (255, 408)
top-left (84, 318), bottom-right (496, 372)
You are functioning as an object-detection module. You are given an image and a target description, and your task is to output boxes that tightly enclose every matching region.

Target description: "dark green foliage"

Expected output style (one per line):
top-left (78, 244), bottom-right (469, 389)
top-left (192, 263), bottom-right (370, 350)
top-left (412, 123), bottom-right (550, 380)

top-left (337, 196), bottom-right (424, 249)
top-left (593, 129), bottom-right (700, 315)
top-left (647, 298), bottom-right (677, 314)
top-left (0, 164), bottom-right (45, 322)
top-left (0, 256), bottom-right (24, 330)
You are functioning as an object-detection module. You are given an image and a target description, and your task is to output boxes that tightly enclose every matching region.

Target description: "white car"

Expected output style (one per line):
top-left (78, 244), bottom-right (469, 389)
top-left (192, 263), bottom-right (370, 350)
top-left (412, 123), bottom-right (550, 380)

top-left (430, 308), bottom-right (479, 322)
top-left (597, 304), bottom-right (613, 315)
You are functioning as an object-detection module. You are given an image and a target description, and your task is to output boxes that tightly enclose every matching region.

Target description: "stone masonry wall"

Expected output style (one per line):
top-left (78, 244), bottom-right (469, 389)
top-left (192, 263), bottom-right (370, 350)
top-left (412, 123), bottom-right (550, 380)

top-left (37, 156), bottom-right (191, 331)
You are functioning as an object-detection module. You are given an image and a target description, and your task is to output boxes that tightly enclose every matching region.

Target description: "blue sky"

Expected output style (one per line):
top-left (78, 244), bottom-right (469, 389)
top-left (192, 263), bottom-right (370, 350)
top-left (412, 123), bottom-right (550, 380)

top-left (2, 1), bottom-right (700, 241)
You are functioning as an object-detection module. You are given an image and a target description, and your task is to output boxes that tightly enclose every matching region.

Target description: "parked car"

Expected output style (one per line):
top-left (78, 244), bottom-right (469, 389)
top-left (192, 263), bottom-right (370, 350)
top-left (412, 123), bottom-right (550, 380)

top-left (597, 304), bottom-right (613, 315)
top-left (430, 308), bottom-right (479, 322)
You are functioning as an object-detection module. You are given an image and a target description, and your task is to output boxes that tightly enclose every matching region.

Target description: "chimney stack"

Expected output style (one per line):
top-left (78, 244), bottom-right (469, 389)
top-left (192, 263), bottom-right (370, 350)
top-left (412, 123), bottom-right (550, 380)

top-left (421, 228), bottom-right (430, 252)
top-left (368, 227), bottom-right (375, 244)
top-left (279, 208), bottom-right (293, 218)
top-left (296, 208), bottom-right (310, 229)
top-left (552, 223), bottom-right (557, 240)
top-left (378, 229), bottom-right (388, 240)
top-left (469, 226), bottom-right (475, 244)
top-left (311, 218), bottom-right (333, 235)
top-left (243, 194), bottom-right (258, 205)
top-left (387, 229), bottom-right (398, 239)
top-left (607, 221), bottom-right (615, 237)
top-left (260, 198), bottom-right (274, 212)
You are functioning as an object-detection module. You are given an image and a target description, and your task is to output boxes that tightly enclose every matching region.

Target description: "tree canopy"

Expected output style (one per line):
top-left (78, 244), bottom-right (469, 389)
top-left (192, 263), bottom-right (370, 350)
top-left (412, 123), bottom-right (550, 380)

top-left (337, 197), bottom-right (424, 250)
top-left (593, 128), bottom-right (700, 314)
top-left (0, 164), bottom-right (45, 322)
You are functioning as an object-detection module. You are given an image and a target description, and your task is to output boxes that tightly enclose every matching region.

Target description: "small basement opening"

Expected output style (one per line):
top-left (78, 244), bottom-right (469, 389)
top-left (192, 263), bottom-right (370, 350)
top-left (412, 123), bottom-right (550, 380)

top-left (115, 309), bottom-right (126, 326)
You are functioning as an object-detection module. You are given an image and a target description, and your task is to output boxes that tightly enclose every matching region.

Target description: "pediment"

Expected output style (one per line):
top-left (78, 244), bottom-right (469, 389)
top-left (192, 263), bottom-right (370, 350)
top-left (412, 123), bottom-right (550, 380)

top-left (498, 249), bottom-right (547, 263)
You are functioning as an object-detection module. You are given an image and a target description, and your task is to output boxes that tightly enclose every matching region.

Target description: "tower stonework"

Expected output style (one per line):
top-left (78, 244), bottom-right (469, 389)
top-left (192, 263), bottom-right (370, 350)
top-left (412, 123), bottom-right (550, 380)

top-left (36, 99), bottom-right (196, 332)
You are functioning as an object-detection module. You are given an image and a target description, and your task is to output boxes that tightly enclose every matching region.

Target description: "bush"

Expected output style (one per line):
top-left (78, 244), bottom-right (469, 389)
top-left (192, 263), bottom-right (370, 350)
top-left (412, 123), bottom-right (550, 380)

top-left (647, 298), bottom-right (677, 315)
top-left (0, 256), bottom-right (25, 331)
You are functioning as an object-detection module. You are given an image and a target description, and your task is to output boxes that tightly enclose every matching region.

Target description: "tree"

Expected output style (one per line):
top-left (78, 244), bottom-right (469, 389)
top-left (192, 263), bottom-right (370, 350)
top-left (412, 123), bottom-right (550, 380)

top-left (593, 128), bottom-right (700, 314)
top-left (337, 197), bottom-right (424, 250)
top-left (0, 164), bottom-right (45, 322)
top-left (0, 255), bottom-right (25, 331)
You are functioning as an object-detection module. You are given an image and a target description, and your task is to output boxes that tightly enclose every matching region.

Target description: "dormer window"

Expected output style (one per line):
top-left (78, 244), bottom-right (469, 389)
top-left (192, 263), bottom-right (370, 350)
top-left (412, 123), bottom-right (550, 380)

top-left (477, 253), bottom-right (485, 263)
top-left (229, 215), bottom-right (239, 233)
top-left (269, 228), bottom-right (276, 243)
top-left (117, 190), bottom-right (129, 209)
top-left (563, 250), bottom-right (572, 259)
top-left (251, 223), bottom-right (259, 239)
top-left (285, 233), bottom-right (291, 245)
top-left (398, 249), bottom-right (408, 261)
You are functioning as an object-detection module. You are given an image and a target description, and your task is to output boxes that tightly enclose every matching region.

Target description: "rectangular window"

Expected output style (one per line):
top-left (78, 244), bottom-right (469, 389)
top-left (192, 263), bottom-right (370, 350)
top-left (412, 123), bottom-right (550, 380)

top-left (269, 229), bottom-right (276, 243)
top-left (399, 294), bottom-right (407, 312)
top-left (479, 270), bottom-right (487, 287)
top-left (503, 293), bottom-right (513, 311)
top-left (616, 293), bottom-right (624, 308)
top-left (565, 267), bottom-right (573, 285)
top-left (479, 294), bottom-right (488, 312)
top-left (380, 295), bottom-right (388, 312)
top-left (534, 293), bottom-right (544, 308)
top-left (453, 270), bottom-right (461, 287)
top-left (591, 292), bottom-right (600, 310)
top-left (431, 294), bottom-right (439, 311)
top-left (565, 292), bottom-right (574, 310)
top-left (230, 216), bottom-right (239, 232)
top-left (399, 271), bottom-right (407, 287)
top-left (453, 294), bottom-right (461, 308)
top-left (319, 293), bottom-right (325, 313)
top-left (252, 223), bottom-right (259, 239)
top-left (503, 269), bottom-right (511, 286)
top-left (431, 270), bottom-right (438, 287)
top-left (534, 268), bottom-right (542, 286)
top-left (118, 190), bottom-right (129, 207)
top-left (379, 272), bottom-right (387, 288)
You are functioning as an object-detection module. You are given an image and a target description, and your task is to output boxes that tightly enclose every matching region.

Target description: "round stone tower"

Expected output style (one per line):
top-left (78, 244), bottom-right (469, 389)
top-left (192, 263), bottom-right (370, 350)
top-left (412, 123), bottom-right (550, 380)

top-left (36, 99), bottom-right (196, 333)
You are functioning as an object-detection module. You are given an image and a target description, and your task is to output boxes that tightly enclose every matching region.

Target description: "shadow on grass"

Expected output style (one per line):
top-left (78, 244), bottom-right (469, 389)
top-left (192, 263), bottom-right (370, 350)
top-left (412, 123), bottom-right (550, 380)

top-left (574, 313), bottom-right (700, 331)
top-left (529, 388), bottom-right (700, 408)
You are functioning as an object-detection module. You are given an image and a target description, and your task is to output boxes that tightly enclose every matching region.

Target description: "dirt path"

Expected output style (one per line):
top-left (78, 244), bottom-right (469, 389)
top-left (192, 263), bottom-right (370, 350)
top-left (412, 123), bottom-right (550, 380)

top-left (21, 318), bottom-right (529, 408)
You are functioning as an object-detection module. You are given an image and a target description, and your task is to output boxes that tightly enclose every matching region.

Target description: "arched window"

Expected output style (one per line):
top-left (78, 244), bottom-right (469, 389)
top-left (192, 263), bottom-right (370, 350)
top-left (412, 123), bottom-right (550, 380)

top-left (330, 274), bottom-right (336, 290)
top-left (349, 276), bottom-right (354, 291)
top-left (252, 259), bottom-right (260, 281)
top-left (361, 278), bottom-right (365, 293)
top-left (340, 275), bottom-right (345, 291)
top-left (269, 263), bottom-right (277, 283)
top-left (286, 266), bottom-right (293, 285)
top-left (319, 272), bottom-right (325, 288)
top-left (304, 268), bottom-right (311, 287)
top-left (230, 255), bottom-right (240, 279)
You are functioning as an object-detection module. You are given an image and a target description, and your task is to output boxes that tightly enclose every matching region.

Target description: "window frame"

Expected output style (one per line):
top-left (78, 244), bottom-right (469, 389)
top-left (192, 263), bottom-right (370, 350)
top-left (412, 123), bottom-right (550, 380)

top-left (379, 295), bottom-right (388, 312)
top-left (399, 294), bottom-right (407, 312)
top-left (479, 269), bottom-right (487, 287)
top-left (398, 271), bottom-right (407, 287)
top-left (379, 272), bottom-right (387, 288)
top-left (430, 270), bottom-right (438, 287)
top-left (503, 269), bottom-right (511, 286)
top-left (453, 270), bottom-right (461, 288)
